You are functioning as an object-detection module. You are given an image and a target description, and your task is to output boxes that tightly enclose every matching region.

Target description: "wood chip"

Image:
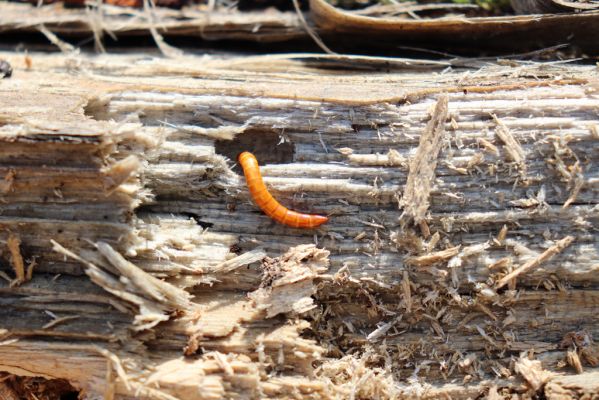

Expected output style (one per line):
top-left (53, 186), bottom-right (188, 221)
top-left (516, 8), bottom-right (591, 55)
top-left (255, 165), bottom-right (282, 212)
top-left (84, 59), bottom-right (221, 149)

top-left (348, 149), bottom-right (405, 166)
top-left (563, 174), bottom-right (584, 209)
top-left (488, 257), bottom-right (512, 270)
top-left (401, 270), bottom-right (412, 313)
top-left (495, 236), bottom-right (574, 289)
top-left (405, 245), bottom-right (460, 267)
top-left (493, 114), bottom-right (526, 173)
top-left (210, 248), bottom-right (266, 273)
top-left (400, 95), bottom-right (449, 225)
top-left (477, 137), bottom-right (500, 157)
top-left (103, 155), bottom-right (140, 193)
top-left (567, 350), bottom-right (584, 374)
top-left (0, 169), bottom-right (15, 195)
top-left (514, 356), bottom-right (554, 392)
top-left (7, 233), bottom-right (25, 285)
top-left (496, 224), bottom-right (508, 244)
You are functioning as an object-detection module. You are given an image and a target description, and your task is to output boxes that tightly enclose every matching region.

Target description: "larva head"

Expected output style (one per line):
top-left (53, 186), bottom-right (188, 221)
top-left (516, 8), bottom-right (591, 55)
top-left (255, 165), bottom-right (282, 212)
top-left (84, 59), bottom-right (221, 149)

top-left (237, 151), bottom-right (256, 164)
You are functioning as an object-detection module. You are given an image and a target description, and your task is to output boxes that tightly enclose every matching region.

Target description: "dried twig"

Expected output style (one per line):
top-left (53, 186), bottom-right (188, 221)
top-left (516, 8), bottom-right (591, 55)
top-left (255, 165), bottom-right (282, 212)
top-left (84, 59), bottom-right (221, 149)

top-left (292, 0), bottom-right (336, 55)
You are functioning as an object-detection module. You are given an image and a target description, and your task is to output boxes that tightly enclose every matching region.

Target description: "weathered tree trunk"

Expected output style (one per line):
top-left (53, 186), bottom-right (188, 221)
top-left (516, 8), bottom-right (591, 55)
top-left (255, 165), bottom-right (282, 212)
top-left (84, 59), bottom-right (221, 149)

top-left (0, 50), bottom-right (597, 399)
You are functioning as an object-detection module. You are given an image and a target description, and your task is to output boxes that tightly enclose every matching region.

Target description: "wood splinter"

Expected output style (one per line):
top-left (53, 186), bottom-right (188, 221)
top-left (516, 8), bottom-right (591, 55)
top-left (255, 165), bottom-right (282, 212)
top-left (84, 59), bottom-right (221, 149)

top-left (495, 235), bottom-right (574, 289)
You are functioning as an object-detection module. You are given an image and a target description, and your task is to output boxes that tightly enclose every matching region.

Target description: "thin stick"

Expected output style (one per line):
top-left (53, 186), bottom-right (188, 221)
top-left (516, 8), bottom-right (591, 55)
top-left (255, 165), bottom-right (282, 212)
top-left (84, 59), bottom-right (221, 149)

top-left (495, 236), bottom-right (574, 289)
top-left (292, 0), bottom-right (336, 55)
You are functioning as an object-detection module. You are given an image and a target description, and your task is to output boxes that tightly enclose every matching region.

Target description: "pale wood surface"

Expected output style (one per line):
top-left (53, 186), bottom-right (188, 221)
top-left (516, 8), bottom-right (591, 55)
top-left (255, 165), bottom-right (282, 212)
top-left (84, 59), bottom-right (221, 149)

top-left (0, 50), bottom-right (597, 398)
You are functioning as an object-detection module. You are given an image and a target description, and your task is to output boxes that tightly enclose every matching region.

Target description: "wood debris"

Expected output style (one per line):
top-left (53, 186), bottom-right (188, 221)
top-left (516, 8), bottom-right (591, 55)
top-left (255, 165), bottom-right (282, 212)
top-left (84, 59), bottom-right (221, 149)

top-left (493, 114), bottom-right (526, 174)
top-left (0, 50), bottom-right (597, 399)
top-left (567, 350), bottom-right (584, 374)
top-left (400, 95), bottom-right (449, 225)
top-left (405, 245), bottom-right (460, 267)
top-left (52, 240), bottom-right (191, 330)
top-left (401, 270), bottom-right (412, 313)
top-left (42, 315), bottom-right (80, 330)
top-left (249, 245), bottom-right (329, 318)
top-left (348, 149), bottom-right (405, 167)
top-left (495, 236), bottom-right (574, 289)
top-left (496, 225), bottom-right (508, 245)
top-left (210, 248), bottom-right (266, 273)
top-left (559, 331), bottom-right (599, 371)
top-left (0, 169), bottom-right (15, 195)
top-left (0, 381), bottom-right (19, 400)
top-left (477, 137), bottom-right (500, 157)
top-left (7, 234), bottom-right (26, 287)
top-left (514, 356), bottom-right (554, 392)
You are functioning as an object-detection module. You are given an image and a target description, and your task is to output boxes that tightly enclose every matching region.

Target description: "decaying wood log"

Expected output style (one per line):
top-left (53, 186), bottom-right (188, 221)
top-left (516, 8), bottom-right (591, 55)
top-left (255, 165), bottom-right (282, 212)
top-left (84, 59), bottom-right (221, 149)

top-left (2, 0), bottom-right (599, 54)
top-left (0, 2), bottom-right (306, 42)
top-left (0, 50), bottom-right (598, 399)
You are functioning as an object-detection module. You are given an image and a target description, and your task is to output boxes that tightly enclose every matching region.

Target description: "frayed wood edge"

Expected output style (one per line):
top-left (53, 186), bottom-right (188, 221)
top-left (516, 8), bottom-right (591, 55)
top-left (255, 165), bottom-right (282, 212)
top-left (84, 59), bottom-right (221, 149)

top-left (94, 347), bottom-right (178, 399)
top-left (143, 0), bottom-right (184, 58)
top-left (210, 248), bottom-right (266, 273)
top-left (52, 240), bottom-right (192, 330)
top-left (95, 242), bottom-right (191, 309)
top-left (102, 155), bottom-right (141, 194)
top-left (249, 244), bottom-right (330, 318)
top-left (94, 347), bottom-right (131, 392)
top-left (37, 24), bottom-right (77, 54)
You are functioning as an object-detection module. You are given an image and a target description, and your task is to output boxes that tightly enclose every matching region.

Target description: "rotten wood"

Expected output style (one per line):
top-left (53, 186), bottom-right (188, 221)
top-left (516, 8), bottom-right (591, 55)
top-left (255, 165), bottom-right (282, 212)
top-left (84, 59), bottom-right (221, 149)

top-left (0, 50), bottom-right (597, 399)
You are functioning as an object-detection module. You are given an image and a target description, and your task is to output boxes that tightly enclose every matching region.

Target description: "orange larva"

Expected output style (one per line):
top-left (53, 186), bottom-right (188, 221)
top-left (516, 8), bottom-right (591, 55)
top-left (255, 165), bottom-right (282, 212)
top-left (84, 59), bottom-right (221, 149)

top-left (238, 152), bottom-right (328, 229)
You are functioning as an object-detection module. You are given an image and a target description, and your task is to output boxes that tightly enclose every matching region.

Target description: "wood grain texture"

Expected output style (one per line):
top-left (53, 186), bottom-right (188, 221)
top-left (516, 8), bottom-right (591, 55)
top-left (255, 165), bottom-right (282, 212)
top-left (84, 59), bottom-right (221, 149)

top-left (0, 50), bottom-right (597, 398)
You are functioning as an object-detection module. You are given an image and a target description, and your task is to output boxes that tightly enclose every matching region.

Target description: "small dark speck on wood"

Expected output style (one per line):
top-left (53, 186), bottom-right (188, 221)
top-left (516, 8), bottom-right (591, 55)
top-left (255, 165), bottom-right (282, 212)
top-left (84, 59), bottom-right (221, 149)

top-left (399, 94), bottom-right (449, 226)
top-left (0, 60), bottom-right (12, 79)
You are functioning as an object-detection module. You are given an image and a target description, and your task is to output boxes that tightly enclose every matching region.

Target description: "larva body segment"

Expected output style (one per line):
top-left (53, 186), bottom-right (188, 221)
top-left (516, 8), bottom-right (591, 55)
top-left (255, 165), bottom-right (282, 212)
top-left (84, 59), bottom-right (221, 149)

top-left (238, 152), bottom-right (328, 228)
